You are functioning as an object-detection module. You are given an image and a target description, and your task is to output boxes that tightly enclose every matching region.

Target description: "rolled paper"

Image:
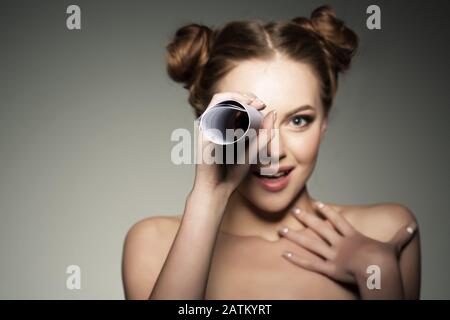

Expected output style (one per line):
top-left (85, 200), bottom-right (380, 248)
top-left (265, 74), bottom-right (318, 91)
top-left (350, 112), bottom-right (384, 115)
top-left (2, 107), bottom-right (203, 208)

top-left (199, 99), bottom-right (264, 145)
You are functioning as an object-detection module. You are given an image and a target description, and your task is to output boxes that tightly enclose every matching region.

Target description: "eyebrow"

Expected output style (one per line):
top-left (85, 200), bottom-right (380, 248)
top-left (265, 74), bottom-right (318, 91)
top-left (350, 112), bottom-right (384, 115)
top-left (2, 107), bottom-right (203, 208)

top-left (283, 105), bottom-right (316, 118)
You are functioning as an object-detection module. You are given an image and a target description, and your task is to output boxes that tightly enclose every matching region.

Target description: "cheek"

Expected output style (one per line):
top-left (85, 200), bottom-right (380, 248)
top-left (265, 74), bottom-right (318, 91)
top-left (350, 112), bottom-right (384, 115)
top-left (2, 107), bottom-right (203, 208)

top-left (284, 129), bottom-right (322, 163)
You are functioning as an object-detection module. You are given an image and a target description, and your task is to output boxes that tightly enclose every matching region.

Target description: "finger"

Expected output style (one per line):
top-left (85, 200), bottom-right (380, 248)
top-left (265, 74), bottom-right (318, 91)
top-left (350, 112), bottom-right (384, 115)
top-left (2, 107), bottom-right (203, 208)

top-left (248, 98), bottom-right (267, 110)
top-left (226, 109), bottom-right (275, 183)
top-left (246, 111), bottom-right (276, 165)
top-left (257, 110), bottom-right (276, 149)
top-left (388, 220), bottom-right (418, 252)
top-left (292, 208), bottom-right (341, 245)
top-left (218, 91), bottom-right (267, 110)
top-left (237, 91), bottom-right (267, 110)
top-left (259, 110), bottom-right (276, 147)
top-left (206, 91), bottom-right (266, 112)
top-left (288, 215), bottom-right (322, 241)
top-left (278, 227), bottom-right (335, 260)
top-left (260, 109), bottom-right (276, 130)
top-left (282, 251), bottom-right (334, 277)
top-left (254, 111), bottom-right (279, 172)
top-left (313, 201), bottom-right (354, 236)
top-left (303, 227), bottom-right (325, 242)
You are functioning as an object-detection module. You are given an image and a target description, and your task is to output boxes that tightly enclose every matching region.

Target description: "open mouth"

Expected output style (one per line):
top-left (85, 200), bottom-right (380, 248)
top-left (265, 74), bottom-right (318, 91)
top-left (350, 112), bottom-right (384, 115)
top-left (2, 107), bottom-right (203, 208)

top-left (251, 166), bottom-right (294, 192)
top-left (251, 166), bottom-right (294, 179)
top-left (252, 169), bottom-right (293, 179)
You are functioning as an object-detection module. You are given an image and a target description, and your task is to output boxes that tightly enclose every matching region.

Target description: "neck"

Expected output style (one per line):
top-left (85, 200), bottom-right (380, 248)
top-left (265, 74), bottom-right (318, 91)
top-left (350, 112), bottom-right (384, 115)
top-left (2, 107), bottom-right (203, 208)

top-left (219, 186), bottom-right (317, 242)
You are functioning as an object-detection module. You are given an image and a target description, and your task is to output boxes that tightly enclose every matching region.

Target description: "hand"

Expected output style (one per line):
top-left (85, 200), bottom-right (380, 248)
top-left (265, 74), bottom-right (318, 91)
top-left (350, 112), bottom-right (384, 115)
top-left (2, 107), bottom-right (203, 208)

top-left (279, 201), bottom-right (418, 284)
top-left (193, 91), bottom-right (276, 197)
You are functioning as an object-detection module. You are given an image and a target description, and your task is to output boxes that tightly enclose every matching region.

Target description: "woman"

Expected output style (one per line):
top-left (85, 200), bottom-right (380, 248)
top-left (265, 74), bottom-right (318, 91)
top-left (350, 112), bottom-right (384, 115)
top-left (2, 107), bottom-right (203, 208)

top-left (122, 5), bottom-right (421, 300)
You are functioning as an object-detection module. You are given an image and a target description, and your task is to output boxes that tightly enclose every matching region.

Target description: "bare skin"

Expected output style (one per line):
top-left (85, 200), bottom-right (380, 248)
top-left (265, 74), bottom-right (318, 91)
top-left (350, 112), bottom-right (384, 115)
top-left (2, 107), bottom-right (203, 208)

top-left (122, 197), bottom-right (420, 299)
top-left (122, 55), bottom-right (421, 299)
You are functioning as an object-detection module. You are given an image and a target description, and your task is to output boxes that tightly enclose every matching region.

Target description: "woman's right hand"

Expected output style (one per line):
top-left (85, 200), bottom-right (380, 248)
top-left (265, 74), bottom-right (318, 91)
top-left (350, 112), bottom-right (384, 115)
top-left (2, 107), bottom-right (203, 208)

top-left (192, 91), bottom-right (276, 198)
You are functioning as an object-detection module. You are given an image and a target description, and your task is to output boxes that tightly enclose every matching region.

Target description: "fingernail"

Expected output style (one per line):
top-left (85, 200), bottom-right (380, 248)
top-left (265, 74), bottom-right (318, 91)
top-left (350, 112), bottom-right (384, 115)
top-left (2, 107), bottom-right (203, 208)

top-left (255, 98), bottom-right (265, 105)
top-left (282, 251), bottom-right (293, 258)
top-left (316, 201), bottom-right (325, 209)
top-left (406, 222), bottom-right (417, 234)
top-left (292, 207), bottom-right (301, 215)
top-left (273, 111), bottom-right (277, 122)
top-left (279, 226), bottom-right (289, 234)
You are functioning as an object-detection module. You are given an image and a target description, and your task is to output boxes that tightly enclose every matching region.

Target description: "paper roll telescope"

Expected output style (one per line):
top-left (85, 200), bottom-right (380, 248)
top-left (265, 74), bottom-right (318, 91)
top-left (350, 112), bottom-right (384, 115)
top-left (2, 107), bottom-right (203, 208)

top-left (198, 99), bottom-right (264, 145)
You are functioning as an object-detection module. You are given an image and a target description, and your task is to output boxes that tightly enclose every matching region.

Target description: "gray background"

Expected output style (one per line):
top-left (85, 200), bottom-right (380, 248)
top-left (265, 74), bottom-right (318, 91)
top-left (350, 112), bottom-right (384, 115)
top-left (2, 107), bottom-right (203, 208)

top-left (0, 0), bottom-right (449, 299)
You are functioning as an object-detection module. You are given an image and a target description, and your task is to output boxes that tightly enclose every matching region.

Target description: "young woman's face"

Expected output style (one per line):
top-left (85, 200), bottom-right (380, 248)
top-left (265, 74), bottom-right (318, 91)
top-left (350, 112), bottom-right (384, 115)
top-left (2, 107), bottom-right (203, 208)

top-left (215, 55), bottom-right (328, 212)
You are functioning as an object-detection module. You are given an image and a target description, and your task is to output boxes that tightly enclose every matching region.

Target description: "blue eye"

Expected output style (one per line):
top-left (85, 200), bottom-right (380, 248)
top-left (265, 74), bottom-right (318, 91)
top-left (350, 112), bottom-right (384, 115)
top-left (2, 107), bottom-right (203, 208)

top-left (290, 115), bottom-right (313, 128)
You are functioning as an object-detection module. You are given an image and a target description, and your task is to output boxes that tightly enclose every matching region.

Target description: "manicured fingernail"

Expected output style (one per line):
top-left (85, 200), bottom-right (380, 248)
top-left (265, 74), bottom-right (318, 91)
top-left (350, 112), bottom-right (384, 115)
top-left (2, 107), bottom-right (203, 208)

top-left (292, 207), bottom-right (301, 215)
top-left (282, 251), bottom-right (293, 258)
top-left (406, 222), bottom-right (417, 234)
top-left (279, 226), bottom-right (289, 235)
top-left (316, 201), bottom-right (325, 209)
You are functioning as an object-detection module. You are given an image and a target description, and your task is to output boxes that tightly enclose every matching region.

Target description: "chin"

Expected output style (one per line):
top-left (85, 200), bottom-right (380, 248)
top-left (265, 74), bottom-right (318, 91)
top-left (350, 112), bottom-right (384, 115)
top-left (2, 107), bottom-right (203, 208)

top-left (246, 195), bottom-right (295, 213)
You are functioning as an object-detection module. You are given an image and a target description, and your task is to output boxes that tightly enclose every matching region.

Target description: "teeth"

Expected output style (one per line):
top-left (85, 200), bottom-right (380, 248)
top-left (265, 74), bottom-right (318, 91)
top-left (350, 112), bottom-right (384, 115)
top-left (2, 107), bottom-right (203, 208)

top-left (272, 172), bottom-right (284, 177)
top-left (256, 171), bottom-right (289, 178)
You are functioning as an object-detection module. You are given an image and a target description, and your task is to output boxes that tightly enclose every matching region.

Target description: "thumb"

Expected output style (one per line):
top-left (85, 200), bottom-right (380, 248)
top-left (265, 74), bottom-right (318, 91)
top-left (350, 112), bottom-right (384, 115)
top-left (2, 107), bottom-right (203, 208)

top-left (389, 220), bottom-right (418, 252)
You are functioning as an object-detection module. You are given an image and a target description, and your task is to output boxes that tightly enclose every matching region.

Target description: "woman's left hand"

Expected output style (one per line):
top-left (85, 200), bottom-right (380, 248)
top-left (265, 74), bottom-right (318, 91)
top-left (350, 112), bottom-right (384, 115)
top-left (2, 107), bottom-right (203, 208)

top-left (278, 201), bottom-right (417, 284)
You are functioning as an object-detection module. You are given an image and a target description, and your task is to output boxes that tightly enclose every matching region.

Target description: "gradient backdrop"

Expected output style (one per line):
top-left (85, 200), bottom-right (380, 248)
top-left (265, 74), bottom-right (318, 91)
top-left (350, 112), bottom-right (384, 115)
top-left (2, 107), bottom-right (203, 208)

top-left (0, 0), bottom-right (449, 299)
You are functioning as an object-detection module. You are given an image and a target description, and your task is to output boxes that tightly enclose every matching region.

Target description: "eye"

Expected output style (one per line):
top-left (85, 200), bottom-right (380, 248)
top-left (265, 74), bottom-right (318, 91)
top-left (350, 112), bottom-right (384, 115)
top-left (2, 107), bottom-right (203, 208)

top-left (289, 115), bottom-right (314, 128)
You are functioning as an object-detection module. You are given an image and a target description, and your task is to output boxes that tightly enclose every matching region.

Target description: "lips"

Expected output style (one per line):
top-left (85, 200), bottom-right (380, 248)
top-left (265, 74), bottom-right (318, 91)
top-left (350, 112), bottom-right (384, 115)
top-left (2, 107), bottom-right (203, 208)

top-left (251, 166), bottom-right (294, 192)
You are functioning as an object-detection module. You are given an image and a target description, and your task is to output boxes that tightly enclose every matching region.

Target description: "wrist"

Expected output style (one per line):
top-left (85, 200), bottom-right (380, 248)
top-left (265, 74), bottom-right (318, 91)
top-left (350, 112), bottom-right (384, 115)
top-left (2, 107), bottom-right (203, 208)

top-left (186, 186), bottom-right (232, 216)
top-left (191, 183), bottom-right (233, 201)
top-left (353, 251), bottom-right (403, 299)
top-left (352, 246), bottom-right (397, 279)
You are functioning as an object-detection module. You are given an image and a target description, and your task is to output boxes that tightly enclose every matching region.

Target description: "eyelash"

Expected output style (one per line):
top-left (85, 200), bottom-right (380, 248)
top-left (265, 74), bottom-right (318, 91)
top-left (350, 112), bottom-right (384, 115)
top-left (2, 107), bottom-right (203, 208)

top-left (289, 115), bottom-right (314, 128)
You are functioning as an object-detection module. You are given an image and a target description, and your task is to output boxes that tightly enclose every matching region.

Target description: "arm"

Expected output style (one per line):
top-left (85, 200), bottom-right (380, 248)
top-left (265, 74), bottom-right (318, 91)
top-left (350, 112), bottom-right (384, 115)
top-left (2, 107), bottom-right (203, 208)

top-left (354, 246), bottom-right (405, 299)
top-left (122, 91), bottom-right (275, 300)
top-left (148, 189), bottom-right (230, 299)
top-left (149, 92), bottom-right (273, 299)
top-left (354, 229), bottom-right (420, 299)
top-left (354, 204), bottom-right (421, 299)
top-left (121, 189), bottom-right (231, 300)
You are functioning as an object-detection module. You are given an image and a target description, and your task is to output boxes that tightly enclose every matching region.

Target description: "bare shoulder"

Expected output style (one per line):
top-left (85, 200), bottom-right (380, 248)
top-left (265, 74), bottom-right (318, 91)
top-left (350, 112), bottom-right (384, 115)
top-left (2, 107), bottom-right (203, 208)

top-left (125, 215), bottom-right (181, 243)
top-left (328, 202), bottom-right (420, 299)
top-left (329, 202), bottom-right (417, 242)
top-left (122, 214), bottom-right (182, 299)
top-left (123, 214), bottom-right (183, 260)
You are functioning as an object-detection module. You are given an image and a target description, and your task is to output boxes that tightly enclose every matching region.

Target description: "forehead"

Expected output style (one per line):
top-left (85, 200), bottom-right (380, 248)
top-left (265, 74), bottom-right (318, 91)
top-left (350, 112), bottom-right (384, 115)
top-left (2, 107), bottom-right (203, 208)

top-left (215, 55), bottom-right (322, 112)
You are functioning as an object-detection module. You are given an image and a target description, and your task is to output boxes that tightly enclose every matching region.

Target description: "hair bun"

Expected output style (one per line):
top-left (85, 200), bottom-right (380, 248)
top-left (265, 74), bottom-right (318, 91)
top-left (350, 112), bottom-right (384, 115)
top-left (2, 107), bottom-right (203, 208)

top-left (293, 5), bottom-right (358, 72)
top-left (165, 24), bottom-right (213, 90)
